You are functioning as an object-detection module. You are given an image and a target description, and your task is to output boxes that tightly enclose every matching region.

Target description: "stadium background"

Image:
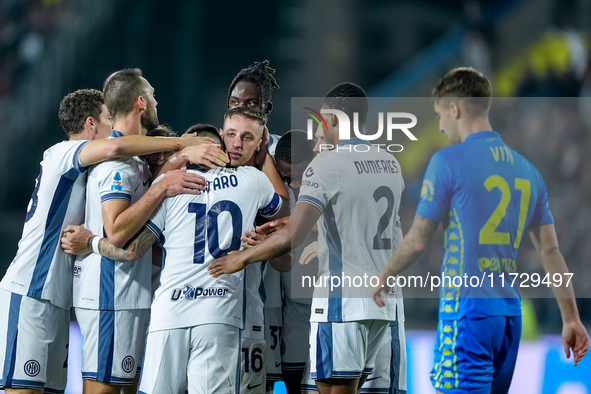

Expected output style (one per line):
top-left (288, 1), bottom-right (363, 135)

top-left (0, 0), bottom-right (590, 392)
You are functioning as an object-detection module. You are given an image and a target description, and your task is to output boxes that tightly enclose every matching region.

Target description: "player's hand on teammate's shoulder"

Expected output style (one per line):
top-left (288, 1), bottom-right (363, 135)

top-left (207, 251), bottom-right (247, 277)
top-left (256, 216), bottom-right (289, 236)
top-left (157, 169), bottom-right (207, 197)
top-left (562, 318), bottom-right (590, 366)
top-left (179, 143), bottom-right (229, 169)
top-left (60, 224), bottom-right (92, 255)
top-left (241, 230), bottom-right (266, 249)
top-left (299, 240), bottom-right (318, 265)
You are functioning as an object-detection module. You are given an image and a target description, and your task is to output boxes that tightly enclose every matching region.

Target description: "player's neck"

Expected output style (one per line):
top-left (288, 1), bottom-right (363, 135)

top-left (459, 117), bottom-right (493, 142)
top-left (112, 115), bottom-right (146, 136)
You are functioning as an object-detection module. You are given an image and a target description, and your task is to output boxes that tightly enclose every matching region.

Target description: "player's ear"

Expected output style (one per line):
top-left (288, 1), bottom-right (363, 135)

top-left (265, 101), bottom-right (273, 114)
top-left (450, 101), bottom-right (460, 119)
top-left (219, 128), bottom-right (224, 136)
top-left (330, 113), bottom-right (338, 127)
top-left (137, 96), bottom-right (146, 111)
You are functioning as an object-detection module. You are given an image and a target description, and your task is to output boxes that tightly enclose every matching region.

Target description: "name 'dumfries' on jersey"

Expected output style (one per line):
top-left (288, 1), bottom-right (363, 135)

top-left (354, 160), bottom-right (399, 175)
top-left (170, 285), bottom-right (230, 302)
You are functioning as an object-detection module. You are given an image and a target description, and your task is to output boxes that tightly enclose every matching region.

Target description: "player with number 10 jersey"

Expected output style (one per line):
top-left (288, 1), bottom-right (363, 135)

top-left (137, 164), bottom-right (282, 394)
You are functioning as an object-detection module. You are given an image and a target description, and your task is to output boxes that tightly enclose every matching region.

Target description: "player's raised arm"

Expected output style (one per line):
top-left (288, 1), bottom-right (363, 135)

top-left (208, 200), bottom-right (321, 277)
top-left (78, 134), bottom-right (217, 167)
top-left (529, 224), bottom-right (590, 366)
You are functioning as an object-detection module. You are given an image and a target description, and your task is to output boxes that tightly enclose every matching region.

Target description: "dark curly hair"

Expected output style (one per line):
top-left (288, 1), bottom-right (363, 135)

top-left (58, 89), bottom-right (105, 138)
top-left (227, 60), bottom-right (279, 114)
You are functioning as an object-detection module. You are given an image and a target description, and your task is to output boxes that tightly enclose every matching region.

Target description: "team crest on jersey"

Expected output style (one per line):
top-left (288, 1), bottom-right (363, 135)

top-left (170, 285), bottom-right (230, 302)
top-left (111, 172), bottom-right (122, 191)
top-left (73, 265), bottom-right (82, 278)
top-left (420, 179), bottom-right (434, 202)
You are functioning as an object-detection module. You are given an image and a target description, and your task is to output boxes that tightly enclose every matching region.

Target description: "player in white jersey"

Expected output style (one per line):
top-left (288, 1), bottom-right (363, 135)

top-left (209, 83), bottom-right (405, 394)
top-left (69, 69), bottom-right (227, 394)
top-left (227, 61), bottom-right (291, 394)
top-left (63, 107), bottom-right (287, 393)
top-left (0, 89), bottom-right (215, 394)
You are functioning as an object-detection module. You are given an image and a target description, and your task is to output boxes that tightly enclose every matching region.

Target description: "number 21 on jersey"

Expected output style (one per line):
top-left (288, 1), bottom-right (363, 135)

top-left (479, 175), bottom-right (531, 248)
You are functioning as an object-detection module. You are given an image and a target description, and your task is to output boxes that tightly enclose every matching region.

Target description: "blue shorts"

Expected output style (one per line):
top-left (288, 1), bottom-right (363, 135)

top-left (430, 315), bottom-right (521, 394)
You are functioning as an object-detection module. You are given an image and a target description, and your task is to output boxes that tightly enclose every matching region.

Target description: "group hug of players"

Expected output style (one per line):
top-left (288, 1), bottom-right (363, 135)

top-left (0, 60), bottom-right (589, 394)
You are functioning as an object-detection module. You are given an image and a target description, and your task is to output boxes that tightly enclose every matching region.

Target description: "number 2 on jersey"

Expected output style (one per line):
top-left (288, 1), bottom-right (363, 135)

top-left (188, 200), bottom-right (243, 264)
top-left (373, 186), bottom-right (395, 250)
top-left (479, 175), bottom-right (531, 248)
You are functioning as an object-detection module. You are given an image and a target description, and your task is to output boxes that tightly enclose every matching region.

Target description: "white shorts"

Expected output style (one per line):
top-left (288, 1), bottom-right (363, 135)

top-left (302, 320), bottom-right (406, 393)
top-left (310, 320), bottom-right (389, 380)
top-left (138, 324), bottom-right (240, 394)
top-left (264, 307), bottom-right (282, 382)
top-left (0, 290), bottom-right (69, 392)
top-left (281, 297), bottom-right (310, 371)
top-left (75, 307), bottom-right (150, 385)
top-left (240, 336), bottom-right (267, 393)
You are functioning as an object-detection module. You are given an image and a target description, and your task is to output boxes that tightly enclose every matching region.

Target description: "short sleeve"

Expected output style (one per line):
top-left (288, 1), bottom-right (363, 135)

top-left (529, 170), bottom-right (554, 229)
top-left (96, 161), bottom-right (136, 204)
top-left (297, 154), bottom-right (338, 214)
top-left (145, 203), bottom-right (166, 242)
top-left (415, 151), bottom-right (455, 222)
top-left (50, 140), bottom-right (90, 174)
top-left (256, 171), bottom-right (282, 218)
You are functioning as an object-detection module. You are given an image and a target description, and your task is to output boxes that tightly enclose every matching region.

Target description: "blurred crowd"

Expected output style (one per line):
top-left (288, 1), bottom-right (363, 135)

top-left (0, 0), bottom-right (70, 98)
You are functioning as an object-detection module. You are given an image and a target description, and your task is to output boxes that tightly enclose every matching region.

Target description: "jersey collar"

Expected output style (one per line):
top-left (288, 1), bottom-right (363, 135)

top-left (110, 130), bottom-right (124, 138)
top-left (338, 137), bottom-right (373, 147)
top-left (464, 130), bottom-right (501, 142)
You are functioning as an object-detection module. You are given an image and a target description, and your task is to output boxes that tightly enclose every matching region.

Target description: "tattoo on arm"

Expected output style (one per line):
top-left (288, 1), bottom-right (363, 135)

top-left (97, 228), bottom-right (157, 262)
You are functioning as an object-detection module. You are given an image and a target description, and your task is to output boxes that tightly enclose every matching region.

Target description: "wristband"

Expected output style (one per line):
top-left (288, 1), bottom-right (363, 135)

top-left (88, 236), bottom-right (101, 255)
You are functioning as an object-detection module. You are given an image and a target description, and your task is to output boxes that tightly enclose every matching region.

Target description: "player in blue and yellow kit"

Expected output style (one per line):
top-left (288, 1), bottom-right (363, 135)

top-left (373, 67), bottom-right (589, 394)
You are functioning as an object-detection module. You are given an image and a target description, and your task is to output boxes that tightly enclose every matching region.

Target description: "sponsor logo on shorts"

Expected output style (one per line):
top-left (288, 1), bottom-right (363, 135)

top-left (247, 383), bottom-right (262, 389)
top-left (170, 285), bottom-right (230, 302)
top-left (121, 355), bottom-right (135, 373)
top-left (366, 376), bottom-right (382, 382)
top-left (73, 265), bottom-right (82, 278)
top-left (252, 326), bottom-right (261, 332)
top-left (315, 308), bottom-right (324, 314)
top-left (24, 360), bottom-right (40, 377)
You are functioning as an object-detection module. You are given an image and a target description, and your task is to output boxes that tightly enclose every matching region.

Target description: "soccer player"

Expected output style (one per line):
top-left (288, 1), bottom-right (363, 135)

top-left (209, 82), bottom-right (406, 394)
top-left (373, 67), bottom-right (590, 393)
top-left (227, 60), bottom-right (289, 393)
top-left (71, 69), bottom-right (226, 394)
top-left (0, 88), bottom-right (212, 394)
top-left (286, 132), bottom-right (406, 394)
top-left (62, 107), bottom-right (286, 394)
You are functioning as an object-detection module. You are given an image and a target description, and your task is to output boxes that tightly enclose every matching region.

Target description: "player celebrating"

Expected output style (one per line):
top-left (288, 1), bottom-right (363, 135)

top-left (62, 107), bottom-right (286, 393)
top-left (373, 67), bottom-right (590, 393)
top-left (209, 82), bottom-right (406, 394)
top-left (71, 69), bottom-right (226, 394)
top-left (0, 88), bottom-right (212, 394)
top-left (227, 60), bottom-right (288, 393)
